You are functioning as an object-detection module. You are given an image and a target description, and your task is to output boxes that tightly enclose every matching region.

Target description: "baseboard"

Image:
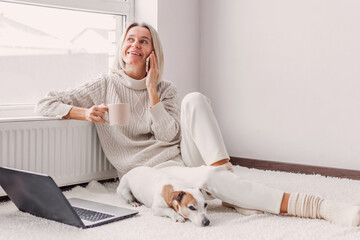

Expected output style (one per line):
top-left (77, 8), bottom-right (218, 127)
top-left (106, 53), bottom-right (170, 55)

top-left (230, 157), bottom-right (360, 180)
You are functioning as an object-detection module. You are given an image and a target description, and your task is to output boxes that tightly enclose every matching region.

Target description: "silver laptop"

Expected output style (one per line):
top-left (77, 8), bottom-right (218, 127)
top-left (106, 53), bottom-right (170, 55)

top-left (0, 167), bottom-right (138, 228)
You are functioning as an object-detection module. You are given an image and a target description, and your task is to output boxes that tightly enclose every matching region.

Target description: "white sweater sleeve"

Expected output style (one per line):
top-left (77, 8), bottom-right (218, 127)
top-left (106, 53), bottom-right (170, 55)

top-left (149, 83), bottom-right (181, 142)
top-left (35, 75), bottom-right (107, 118)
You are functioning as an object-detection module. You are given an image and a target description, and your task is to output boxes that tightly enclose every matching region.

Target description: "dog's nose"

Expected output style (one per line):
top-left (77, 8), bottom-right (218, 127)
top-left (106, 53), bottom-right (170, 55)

top-left (202, 218), bottom-right (210, 227)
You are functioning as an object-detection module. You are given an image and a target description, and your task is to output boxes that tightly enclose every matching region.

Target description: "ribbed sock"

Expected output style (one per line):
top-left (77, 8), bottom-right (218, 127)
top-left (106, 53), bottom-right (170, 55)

top-left (288, 193), bottom-right (323, 219)
top-left (288, 193), bottom-right (360, 227)
top-left (319, 199), bottom-right (360, 227)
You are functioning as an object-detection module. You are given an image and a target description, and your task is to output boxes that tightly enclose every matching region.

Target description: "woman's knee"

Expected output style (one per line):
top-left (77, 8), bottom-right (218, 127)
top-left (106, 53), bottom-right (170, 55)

top-left (181, 92), bottom-right (210, 110)
top-left (197, 165), bottom-right (229, 186)
top-left (196, 166), bottom-right (238, 200)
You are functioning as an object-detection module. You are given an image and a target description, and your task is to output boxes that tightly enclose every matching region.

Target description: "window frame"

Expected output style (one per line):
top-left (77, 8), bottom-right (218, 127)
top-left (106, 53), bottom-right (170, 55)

top-left (0, 0), bottom-right (134, 118)
top-left (0, 0), bottom-right (134, 19)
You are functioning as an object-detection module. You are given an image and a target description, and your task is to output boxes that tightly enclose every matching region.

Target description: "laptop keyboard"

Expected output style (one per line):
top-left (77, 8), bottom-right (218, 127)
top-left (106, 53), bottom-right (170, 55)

top-left (73, 207), bottom-right (114, 222)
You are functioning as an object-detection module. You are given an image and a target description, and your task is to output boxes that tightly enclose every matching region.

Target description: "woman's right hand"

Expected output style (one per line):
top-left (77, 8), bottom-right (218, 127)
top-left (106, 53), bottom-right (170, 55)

top-left (85, 104), bottom-right (108, 123)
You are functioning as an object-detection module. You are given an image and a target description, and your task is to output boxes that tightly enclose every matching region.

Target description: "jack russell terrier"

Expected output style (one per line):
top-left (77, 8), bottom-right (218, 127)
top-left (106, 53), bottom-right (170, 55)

top-left (117, 166), bottom-right (210, 227)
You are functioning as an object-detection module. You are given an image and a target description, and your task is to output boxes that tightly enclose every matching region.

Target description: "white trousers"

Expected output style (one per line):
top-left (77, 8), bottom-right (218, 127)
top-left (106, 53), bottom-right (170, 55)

top-left (163, 92), bottom-right (284, 214)
top-left (180, 92), bottom-right (230, 167)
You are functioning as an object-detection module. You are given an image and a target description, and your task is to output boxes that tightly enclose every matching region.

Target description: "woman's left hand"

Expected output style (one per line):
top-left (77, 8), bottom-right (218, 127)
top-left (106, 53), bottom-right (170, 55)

top-left (145, 51), bottom-right (159, 89)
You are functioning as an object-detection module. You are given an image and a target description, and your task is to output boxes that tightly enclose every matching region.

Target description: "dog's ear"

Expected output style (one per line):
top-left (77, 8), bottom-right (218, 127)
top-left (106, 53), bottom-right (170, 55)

top-left (199, 188), bottom-right (207, 195)
top-left (199, 188), bottom-right (213, 199)
top-left (162, 186), bottom-right (187, 208)
top-left (170, 191), bottom-right (185, 213)
top-left (162, 184), bottom-right (175, 207)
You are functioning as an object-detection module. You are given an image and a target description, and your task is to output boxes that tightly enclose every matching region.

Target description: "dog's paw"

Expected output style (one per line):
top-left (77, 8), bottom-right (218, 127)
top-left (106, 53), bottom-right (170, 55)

top-left (170, 214), bottom-right (186, 223)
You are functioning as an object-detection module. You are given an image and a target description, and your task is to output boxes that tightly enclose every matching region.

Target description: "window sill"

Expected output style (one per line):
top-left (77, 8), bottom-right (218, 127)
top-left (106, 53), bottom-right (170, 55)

top-left (0, 116), bottom-right (60, 123)
top-left (0, 105), bottom-right (60, 122)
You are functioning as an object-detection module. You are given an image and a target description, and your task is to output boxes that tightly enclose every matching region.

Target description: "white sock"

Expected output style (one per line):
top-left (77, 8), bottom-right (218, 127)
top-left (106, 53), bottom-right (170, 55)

top-left (320, 200), bottom-right (360, 227)
top-left (288, 193), bottom-right (360, 227)
top-left (288, 193), bottom-right (323, 219)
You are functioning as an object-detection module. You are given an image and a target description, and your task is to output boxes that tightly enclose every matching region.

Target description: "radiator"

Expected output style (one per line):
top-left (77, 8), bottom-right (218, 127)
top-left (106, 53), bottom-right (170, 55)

top-left (0, 119), bottom-right (118, 197)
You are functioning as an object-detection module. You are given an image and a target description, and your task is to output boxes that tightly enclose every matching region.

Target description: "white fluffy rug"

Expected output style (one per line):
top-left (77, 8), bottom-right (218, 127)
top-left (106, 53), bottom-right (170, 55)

top-left (1, 166), bottom-right (360, 240)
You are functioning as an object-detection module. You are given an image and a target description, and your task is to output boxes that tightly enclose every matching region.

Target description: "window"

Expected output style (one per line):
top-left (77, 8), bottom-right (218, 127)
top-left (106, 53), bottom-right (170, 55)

top-left (0, 0), bottom-right (133, 117)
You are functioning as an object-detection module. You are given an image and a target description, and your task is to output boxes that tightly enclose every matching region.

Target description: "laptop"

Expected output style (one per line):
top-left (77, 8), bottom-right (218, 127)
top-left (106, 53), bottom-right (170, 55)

top-left (0, 167), bottom-right (138, 228)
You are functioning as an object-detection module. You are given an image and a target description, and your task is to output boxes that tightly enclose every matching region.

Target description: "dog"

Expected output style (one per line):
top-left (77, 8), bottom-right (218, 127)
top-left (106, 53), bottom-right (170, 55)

top-left (117, 166), bottom-right (210, 227)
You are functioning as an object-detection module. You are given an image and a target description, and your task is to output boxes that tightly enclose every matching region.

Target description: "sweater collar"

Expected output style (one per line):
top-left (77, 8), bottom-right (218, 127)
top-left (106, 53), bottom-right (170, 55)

top-left (116, 70), bottom-right (147, 90)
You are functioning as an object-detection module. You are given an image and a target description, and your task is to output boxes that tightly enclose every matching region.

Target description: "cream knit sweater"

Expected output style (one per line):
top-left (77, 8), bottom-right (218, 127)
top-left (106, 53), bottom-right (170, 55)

top-left (35, 71), bottom-right (182, 177)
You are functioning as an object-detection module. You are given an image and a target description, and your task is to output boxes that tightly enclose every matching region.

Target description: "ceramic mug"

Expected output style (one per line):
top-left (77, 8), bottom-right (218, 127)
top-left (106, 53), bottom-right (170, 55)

top-left (107, 103), bottom-right (130, 126)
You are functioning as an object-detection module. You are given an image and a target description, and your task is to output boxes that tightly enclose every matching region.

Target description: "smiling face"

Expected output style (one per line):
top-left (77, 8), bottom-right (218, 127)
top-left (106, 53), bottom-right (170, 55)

top-left (121, 26), bottom-right (153, 69)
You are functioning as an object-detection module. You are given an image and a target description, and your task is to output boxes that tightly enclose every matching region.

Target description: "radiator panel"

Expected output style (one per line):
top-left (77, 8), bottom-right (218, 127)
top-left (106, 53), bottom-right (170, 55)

top-left (0, 120), bottom-right (117, 197)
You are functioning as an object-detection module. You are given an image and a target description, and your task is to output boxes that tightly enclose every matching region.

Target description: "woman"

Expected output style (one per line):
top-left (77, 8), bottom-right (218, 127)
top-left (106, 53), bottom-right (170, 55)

top-left (36, 22), bottom-right (360, 227)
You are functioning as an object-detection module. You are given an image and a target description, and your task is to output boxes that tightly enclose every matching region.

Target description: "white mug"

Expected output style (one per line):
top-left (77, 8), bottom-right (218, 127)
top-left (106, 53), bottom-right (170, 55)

top-left (107, 103), bottom-right (130, 126)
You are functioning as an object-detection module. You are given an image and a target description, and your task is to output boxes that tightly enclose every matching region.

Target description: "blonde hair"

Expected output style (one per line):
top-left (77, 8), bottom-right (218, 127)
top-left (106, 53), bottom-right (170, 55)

top-left (112, 22), bottom-right (164, 82)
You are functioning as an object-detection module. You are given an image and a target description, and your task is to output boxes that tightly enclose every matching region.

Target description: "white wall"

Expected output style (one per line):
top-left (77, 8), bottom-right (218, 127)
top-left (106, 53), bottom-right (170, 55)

top-left (158, 0), bottom-right (200, 99)
top-left (134, 0), bottom-right (158, 29)
top-left (135, 0), bottom-right (200, 99)
top-left (200, 0), bottom-right (360, 170)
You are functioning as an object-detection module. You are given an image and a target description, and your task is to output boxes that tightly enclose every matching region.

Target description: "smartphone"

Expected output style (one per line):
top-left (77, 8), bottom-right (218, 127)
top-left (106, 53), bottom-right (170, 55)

top-left (146, 56), bottom-right (150, 73)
